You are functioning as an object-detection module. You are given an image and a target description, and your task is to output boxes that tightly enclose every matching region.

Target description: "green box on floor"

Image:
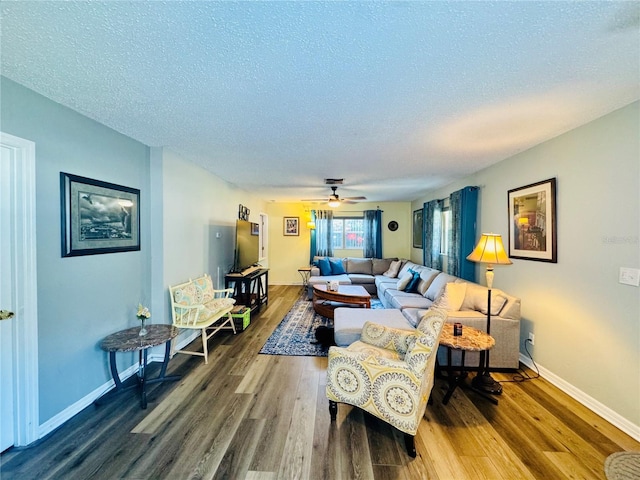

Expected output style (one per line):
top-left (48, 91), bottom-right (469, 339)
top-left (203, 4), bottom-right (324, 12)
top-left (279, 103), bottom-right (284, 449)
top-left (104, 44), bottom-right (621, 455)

top-left (230, 305), bottom-right (250, 331)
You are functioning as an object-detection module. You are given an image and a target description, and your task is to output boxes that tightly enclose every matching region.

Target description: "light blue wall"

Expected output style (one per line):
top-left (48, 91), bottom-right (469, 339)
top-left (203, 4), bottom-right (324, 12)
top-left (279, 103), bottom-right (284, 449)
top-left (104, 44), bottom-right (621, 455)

top-left (1, 77), bottom-right (151, 423)
top-left (412, 101), bottom-right (640, 430)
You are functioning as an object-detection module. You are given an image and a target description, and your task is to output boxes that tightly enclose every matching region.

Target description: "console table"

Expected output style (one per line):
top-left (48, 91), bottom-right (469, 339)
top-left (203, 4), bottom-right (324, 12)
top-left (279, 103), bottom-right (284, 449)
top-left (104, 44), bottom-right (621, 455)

top-left (96, 324), bottom-right (180, 409)
top-left (225, 268), bottom-right (269, 313)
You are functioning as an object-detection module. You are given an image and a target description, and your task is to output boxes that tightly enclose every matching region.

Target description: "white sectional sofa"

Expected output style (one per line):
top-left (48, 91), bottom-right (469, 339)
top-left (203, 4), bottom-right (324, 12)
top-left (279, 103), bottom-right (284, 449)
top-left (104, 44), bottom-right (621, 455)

top-left (309, 257), bottom-right (521, 369)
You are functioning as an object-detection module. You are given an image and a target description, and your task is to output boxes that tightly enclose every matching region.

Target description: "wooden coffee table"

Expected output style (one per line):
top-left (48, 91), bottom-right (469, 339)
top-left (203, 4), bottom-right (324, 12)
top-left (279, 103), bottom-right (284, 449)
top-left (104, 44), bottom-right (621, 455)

top-left (312, 284), bottom-right (371, 320)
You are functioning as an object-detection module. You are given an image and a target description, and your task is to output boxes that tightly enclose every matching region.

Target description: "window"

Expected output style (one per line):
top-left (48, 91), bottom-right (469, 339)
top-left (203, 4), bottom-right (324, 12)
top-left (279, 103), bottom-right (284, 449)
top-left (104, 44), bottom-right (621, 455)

top-left (440, 208), bottom-right (451, 255)
top-left (331, 218), bottom-right (364, 250)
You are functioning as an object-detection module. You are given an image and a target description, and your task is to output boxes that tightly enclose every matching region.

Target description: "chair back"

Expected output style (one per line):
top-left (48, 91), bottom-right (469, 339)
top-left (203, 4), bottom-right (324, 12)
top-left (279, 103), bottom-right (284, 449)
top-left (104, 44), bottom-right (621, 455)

top-left (170, 279), bottom-right (203, 327)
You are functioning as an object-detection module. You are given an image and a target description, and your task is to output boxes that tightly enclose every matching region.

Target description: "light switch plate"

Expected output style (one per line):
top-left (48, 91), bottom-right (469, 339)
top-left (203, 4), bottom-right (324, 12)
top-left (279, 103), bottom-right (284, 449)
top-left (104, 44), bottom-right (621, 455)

top-left (619, 267), bottom-right (640, 286)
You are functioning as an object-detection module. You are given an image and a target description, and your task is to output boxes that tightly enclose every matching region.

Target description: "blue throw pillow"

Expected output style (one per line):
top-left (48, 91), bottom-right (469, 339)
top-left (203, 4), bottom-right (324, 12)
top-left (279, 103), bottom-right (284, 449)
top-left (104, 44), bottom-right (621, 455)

top-left (329, 258), bottom-right (346, 275)
top-left (405, 269), bottom-right (422, 293)
top-left (318, 257), bottom-right (332, 276)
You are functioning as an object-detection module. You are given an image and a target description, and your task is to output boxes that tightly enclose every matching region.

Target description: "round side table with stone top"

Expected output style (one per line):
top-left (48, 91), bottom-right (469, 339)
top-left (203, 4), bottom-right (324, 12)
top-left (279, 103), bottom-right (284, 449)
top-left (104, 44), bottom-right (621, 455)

top-left (97, 324), bottom-right (181, 409)
top-left (439, 325), bottom-right (497, 405)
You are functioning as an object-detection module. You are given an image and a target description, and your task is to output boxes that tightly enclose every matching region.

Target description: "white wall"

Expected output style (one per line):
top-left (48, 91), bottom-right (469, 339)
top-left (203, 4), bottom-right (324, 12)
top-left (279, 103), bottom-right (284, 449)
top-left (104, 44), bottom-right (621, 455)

top-left (413, 102), bottom-right (639, 434)
top-left (161, 149), bottom-right (266, 326)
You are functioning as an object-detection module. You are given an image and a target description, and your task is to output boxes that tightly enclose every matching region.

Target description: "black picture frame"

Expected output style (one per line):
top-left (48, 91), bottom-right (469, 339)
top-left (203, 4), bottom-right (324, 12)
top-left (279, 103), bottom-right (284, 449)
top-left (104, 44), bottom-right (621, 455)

top-left (413, 209), bottom-right (423, 248)
top-left (508, 177), bottom-right (557, 262)
top-left (61, 172), bottom-right (140, 257)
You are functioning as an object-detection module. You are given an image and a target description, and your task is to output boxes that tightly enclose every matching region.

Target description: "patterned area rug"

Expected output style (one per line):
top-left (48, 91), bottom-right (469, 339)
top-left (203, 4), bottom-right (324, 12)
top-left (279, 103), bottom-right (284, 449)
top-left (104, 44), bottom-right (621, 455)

top-left (604, 452), bottom-right (640, 480)
top-left (259, 294), bottom-right (383, 357)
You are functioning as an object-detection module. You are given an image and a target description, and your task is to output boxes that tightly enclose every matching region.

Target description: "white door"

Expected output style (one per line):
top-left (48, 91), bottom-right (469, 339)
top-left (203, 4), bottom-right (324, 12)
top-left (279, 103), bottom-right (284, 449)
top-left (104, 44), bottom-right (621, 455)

top-left (0, 145), bottom-right (16, 451)
top-left (0, 132), bottom-right (39, 448)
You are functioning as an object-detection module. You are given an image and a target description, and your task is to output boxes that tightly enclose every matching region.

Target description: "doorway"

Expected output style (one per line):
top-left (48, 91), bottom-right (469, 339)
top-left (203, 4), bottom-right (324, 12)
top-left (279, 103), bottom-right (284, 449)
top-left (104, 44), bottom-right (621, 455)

top-left (0, 132), bottom-right (39, 449)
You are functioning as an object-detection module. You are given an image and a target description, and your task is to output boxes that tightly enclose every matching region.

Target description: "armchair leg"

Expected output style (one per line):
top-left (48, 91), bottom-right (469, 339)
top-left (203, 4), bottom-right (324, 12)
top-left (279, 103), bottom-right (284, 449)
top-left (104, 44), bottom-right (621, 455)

top-left (329, 400), bottom-right (337, 421)
top-left (404, 434), bottom-right (416, 458)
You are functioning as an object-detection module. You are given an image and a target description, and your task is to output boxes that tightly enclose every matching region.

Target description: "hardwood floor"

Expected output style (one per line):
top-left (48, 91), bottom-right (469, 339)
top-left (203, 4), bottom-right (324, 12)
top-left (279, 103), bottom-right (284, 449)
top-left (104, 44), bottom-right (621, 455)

top-left (2, 285), bottom-right (638, 479)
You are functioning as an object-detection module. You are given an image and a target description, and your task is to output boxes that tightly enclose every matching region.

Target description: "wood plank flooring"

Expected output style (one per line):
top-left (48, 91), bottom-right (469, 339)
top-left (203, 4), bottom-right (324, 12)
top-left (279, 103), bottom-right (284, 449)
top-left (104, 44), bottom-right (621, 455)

top-left (2, 285), bottom-right (638, 479)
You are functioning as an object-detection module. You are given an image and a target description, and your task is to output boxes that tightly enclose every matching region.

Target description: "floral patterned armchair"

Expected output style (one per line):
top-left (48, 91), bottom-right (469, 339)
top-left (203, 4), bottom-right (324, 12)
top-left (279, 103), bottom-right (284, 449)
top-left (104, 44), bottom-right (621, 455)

top-left (326, 308), bottom-right (446, 457)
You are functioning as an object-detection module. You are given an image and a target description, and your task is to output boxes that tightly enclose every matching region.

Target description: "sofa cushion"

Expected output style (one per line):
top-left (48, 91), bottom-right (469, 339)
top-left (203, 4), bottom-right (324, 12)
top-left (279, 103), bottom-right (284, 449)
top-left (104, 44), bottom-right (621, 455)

top-left (389, 294), bottom-right (433, 310)
top-left (372, 258), bottom-right (396, 275)
top-left (416, 269), bottom-right (440, 295)
top-left (461, 283), bottom-right (508, 316)
top-left (432, 282), bottom-right (467, 311)
top-left (334, 307), bottom-right (412, 346)
top-left (383, 259), bottom-right (402, 278)
top-left (397, 271), bottom-right (413, 290)
top-left (318, 257), bottom-right (332, 276)
top-left (330, 258), bottom-right (346, 275)
top-left (309, 274), bottom-right (352, 286)
top-left (348, 273), bottom-right (376, 284)
top-left (424, 272), bottom-right (459, 301)
top-left (346, 257), bottom-right (373, 275)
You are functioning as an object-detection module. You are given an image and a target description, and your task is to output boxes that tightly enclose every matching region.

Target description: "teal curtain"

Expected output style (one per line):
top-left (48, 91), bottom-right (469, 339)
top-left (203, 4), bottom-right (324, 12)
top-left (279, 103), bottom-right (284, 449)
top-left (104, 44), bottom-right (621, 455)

top-left (312, 210), bottom-right (333, 257)
top-left (363, 209), bottom-right (382, 258)
top-left (448, 186), bottom-right (478, 280)
top-left (309, 211), bottom-right (316, 264)
top-left (422, 199), bottom-right (443, 269)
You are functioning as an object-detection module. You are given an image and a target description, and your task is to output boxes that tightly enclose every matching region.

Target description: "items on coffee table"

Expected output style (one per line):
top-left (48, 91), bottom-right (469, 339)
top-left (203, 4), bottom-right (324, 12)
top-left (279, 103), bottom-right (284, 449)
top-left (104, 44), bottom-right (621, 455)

top-left (312, 284), bottom-right (371, 320)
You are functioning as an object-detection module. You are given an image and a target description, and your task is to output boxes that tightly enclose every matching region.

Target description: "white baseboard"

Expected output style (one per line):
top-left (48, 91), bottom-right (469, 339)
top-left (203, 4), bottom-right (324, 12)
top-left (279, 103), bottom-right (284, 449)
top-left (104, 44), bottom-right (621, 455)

top-left (519, 354), bottom-right (640, 442)
top-left (37, 331), bottom-right (199, 441)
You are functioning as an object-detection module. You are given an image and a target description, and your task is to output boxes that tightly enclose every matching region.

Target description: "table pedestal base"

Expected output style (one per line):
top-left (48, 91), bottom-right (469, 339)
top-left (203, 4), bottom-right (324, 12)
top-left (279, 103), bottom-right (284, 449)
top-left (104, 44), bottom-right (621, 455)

top-left (96, 341), bottom-right (180, 409)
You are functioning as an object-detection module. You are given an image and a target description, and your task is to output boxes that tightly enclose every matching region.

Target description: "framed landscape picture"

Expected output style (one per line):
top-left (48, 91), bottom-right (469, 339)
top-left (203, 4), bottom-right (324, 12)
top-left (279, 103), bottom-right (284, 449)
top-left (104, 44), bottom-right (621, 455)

top-left (508, 178), bottom-right (557, 262)
top-left (61, 172), bottom-right (140, 257)
top-left (413, 209), bottom-right (423, 248)
top-left (283, 216), bottom-right (299, 236)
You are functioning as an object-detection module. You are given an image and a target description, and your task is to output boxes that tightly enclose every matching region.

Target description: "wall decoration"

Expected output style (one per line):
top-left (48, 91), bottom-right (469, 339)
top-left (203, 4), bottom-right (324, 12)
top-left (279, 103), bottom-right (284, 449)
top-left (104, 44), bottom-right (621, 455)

top-left (238, 204), bottom-right (250, 220)
top-left (413, 209), bottom-right (423, 248)
top-left (61, 172), bottom-right (140, 257)
top-left (283, 217), bottom-right (299, 236)
top-left (387, 220), bottom-right (398, 231)
top-left (508, 178), bottom-right (557, 262)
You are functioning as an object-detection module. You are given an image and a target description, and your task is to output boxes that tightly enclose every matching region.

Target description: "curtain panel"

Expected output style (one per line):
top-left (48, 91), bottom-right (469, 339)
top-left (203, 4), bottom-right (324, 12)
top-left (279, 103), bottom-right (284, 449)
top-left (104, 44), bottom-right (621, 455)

top-left (363, 210), bottom-right (383, 258)
top-left (422, 199), bottom-right (443, 270)
top-left (448, 186), bottom-right (479, 281)
top-left (312, 209), bottom-right (333, 258)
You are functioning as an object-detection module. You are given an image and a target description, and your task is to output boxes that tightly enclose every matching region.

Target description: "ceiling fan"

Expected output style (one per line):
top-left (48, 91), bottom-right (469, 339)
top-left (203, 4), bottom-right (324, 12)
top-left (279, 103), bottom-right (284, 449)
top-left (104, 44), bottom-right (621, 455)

top-left (302, 186), bottom-right (367, 207)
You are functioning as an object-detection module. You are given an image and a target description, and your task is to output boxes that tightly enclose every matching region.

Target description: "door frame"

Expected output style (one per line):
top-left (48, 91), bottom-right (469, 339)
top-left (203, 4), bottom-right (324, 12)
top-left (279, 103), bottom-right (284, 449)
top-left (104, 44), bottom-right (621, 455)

top-left (0, 132), bottom-right (39, 446)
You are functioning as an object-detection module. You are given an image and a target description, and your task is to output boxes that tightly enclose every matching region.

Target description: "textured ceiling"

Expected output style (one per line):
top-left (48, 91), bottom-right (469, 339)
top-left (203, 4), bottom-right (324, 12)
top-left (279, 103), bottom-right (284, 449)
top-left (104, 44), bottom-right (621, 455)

top-left (1, 1), bottom-right (638, 203)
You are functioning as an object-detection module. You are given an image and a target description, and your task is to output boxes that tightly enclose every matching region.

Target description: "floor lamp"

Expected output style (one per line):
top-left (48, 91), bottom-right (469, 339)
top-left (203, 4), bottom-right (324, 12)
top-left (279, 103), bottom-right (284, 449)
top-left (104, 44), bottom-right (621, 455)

top-left (466, 233), bottom-right (512, 395)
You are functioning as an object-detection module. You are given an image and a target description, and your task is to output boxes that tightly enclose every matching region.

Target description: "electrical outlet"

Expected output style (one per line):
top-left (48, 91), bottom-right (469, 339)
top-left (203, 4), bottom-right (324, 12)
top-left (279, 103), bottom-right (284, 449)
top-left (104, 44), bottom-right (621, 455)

top-left (528, 332), bottom-right (535, 346)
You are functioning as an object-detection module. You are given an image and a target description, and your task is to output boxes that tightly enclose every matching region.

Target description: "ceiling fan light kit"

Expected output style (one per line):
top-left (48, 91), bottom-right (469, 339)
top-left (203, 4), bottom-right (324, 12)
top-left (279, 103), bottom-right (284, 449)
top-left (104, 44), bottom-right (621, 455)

top-left (302, 184), bottom-right (366, 207)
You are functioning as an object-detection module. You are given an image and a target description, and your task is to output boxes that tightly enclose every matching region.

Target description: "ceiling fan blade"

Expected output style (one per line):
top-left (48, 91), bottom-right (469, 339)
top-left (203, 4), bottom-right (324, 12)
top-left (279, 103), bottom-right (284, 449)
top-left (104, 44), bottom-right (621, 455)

top-left (301, 198), bottom-right (329, 202)
top-left (343, 196), bottom-right (367, 201)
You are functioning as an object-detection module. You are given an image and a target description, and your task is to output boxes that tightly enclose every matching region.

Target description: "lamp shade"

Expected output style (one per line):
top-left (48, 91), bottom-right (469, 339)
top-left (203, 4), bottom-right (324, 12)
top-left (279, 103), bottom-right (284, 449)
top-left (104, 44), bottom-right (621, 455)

top-left (466, 233), bottom-right (512, 266)
top-left (327, 199), bottom-right (341, 208)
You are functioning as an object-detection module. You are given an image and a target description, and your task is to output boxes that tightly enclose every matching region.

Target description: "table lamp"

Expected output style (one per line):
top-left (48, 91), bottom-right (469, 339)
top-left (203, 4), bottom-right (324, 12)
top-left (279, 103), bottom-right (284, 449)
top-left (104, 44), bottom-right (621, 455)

top-left (466, 233), bottom-right (512, 395)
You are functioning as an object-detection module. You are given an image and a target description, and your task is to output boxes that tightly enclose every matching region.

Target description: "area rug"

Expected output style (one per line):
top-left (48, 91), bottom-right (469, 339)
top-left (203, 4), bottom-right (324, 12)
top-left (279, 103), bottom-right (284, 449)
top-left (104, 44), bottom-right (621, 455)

top-left (259, 295), bottom-right (383, 357)
top-left (604, 452), bottom-right (640, 480)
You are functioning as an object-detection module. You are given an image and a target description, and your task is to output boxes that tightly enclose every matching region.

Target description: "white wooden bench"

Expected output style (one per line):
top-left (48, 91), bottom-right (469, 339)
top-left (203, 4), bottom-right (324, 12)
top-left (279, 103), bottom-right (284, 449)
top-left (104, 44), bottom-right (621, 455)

top-left (169, 274), bottom-right (236, 364)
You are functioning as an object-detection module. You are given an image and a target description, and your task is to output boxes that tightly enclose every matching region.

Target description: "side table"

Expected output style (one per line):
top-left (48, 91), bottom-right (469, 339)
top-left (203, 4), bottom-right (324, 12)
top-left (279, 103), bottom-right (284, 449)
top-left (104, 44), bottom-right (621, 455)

top-left (438, 325), bottom-right (498, 405)
top-left (298, 266), bottom-right (311, 291)
top-left (97, 324), bottom-right (181, 409)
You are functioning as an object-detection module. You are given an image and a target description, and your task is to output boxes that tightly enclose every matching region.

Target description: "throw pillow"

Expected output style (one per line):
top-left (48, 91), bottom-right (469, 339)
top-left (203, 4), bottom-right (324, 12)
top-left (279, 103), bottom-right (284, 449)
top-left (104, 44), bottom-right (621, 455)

top-left (317, 257), bottom-right (332, 276)
top-left (405, 269), bottom-right (422, 293)
top-left (432, 282), bottom-right (467, 311)
top-left (329, 258), bottom-right (346, 275)
top-left (396, 272), bottom-right (413, 290)
top-left (383, 260), bottom-right (402, 278)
